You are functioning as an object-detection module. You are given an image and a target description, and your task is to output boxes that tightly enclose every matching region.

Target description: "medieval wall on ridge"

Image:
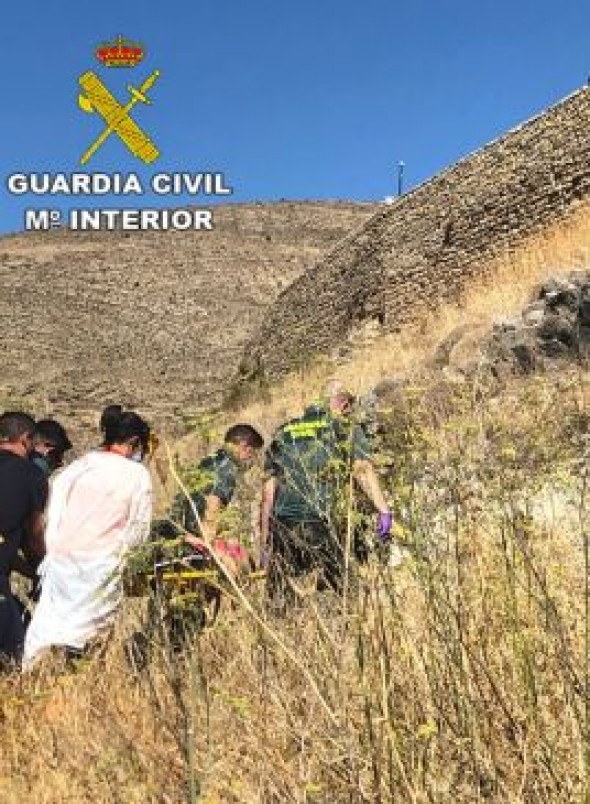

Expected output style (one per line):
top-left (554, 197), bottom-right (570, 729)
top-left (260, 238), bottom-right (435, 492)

top-left (237, 87), bottom-right (590, 388)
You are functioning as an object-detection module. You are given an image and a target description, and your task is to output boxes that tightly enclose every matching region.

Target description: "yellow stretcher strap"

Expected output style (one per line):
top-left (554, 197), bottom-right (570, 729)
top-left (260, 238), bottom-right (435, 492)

top-left (149, 569), bottom-right (219, 583)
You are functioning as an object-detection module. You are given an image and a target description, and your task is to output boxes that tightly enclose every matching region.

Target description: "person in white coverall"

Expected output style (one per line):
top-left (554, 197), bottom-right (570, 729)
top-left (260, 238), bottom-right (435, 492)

top-left (23, 409), bottom-right (152, 668)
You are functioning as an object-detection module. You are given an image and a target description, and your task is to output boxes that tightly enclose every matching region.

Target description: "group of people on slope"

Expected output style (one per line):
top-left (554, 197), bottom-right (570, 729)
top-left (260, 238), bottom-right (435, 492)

top-left (0, 384), bottom-right (397, 670)
top-left (0, 406), bottom-right (152, 668)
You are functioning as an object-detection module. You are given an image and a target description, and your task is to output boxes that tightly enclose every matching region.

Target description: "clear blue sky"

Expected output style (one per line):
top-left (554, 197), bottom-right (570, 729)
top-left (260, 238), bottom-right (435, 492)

top-left (1, 0), bottom-right (588, 234)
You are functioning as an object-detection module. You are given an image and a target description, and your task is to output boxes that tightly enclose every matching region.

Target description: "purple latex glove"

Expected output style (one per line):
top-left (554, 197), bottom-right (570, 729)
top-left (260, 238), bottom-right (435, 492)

top-left (376, 512), bottom-right (393, 541)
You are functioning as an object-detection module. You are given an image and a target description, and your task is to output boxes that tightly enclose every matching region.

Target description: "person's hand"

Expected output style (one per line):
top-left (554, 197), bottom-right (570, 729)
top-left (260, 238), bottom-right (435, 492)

top-left (376, 511), bottom-right (393, 541)
top-left (183, 533), bottom-right (209, 553)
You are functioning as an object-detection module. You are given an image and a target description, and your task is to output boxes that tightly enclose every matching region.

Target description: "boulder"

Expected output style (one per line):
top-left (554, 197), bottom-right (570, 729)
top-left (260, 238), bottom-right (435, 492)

top-left (536, 310), bottom-right (578, 349)
top-left (430, 269), bottom-right (590, 384)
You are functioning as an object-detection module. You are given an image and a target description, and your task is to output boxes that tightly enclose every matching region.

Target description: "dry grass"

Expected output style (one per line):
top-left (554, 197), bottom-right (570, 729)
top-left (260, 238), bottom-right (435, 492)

top-left (1, 206), bottom-right (590, 803)
top-left (3, 369), bottom-right (590, 803)
top-left (232, 200), bottom-right (590, 429)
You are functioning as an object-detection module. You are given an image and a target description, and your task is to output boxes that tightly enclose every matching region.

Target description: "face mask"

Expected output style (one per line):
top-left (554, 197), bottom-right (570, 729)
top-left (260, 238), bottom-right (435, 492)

top-left (130, 451), bottom-right (144, 463)
top-left (30, 451), bottom-right (52, 477)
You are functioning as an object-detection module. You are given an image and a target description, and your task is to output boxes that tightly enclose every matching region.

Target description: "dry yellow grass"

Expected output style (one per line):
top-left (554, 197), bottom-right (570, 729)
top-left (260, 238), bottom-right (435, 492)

top-left (3, 370), bottom-right (589, 803)
top-left (1, 204), bottom-right (590, 803)
top-left (233, 199), bottom-right (590, 428)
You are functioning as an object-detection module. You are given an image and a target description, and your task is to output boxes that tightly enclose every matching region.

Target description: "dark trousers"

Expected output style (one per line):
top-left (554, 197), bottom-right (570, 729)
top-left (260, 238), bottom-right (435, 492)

top-left (0, 575), bottom-right (24, 668)
top-left (267, 518), bottom-right (345, 610)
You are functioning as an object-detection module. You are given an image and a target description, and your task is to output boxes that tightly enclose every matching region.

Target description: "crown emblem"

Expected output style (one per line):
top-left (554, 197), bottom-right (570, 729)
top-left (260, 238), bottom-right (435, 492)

top-left (95, 35), bottom-right (145, 68)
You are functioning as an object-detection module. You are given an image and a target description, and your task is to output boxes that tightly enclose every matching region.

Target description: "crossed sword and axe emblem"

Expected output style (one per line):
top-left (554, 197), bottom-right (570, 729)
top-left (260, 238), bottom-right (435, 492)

top-left (78, 70), bottom-right (161, 165)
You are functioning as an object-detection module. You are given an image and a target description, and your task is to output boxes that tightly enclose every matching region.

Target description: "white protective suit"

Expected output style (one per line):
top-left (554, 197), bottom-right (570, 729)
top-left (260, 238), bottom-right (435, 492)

top-left (23, 450), bottom-right (152, 667)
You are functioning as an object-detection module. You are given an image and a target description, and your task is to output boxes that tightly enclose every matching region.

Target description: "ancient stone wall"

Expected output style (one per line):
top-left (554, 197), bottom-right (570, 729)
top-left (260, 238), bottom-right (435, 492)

top-left (238, 87), bottom-right (590, 388)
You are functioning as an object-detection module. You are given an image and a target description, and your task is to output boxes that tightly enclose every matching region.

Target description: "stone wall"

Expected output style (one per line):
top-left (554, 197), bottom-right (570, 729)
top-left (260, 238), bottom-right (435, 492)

top-left (237, 87), bottom-right (590, 389)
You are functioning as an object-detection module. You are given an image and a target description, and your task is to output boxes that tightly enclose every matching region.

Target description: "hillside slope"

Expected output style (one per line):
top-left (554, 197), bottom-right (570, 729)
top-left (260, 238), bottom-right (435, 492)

top-left (0, 201), bottom-right (374, 433)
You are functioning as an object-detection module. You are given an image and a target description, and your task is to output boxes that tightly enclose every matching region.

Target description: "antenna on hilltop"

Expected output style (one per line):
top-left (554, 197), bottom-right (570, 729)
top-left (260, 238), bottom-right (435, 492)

top-left (397, 161), bottom-right (405, 197)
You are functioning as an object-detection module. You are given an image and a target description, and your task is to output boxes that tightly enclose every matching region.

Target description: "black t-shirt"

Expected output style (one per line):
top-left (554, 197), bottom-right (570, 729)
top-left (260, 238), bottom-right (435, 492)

top-left (0, 450), bottom-right (48, 575)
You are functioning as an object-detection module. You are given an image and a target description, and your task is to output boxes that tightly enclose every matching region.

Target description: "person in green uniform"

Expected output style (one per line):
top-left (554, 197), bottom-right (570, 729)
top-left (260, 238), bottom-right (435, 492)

top-left (260, 385), bottom-right (393, 605)
top-left (129, 423), bottom-right (265, 665)
top-left (165, 423), bottom-right (264, 565)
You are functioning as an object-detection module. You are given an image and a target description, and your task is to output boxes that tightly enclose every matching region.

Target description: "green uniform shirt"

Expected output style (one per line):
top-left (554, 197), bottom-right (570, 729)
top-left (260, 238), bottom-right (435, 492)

top-left (170, 448), bottom-right (239, 534)
top-left (264, 405), bottom-right (372, 522)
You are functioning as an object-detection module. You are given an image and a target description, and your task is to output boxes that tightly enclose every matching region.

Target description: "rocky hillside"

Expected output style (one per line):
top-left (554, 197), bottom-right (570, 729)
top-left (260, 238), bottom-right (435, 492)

top-left (0, 202), bottom-right (374, 435)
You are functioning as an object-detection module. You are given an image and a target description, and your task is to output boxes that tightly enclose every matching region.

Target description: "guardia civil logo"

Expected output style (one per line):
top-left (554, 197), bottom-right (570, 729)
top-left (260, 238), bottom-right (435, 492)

top-left (77, 35), bottom-right (161, 166)
top-left (7, 37), bottom-right (234, 232)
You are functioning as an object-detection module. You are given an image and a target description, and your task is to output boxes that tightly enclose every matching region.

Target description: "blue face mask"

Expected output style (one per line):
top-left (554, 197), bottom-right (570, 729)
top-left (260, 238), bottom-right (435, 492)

top-left (30, 451), bottom-right (52, 477)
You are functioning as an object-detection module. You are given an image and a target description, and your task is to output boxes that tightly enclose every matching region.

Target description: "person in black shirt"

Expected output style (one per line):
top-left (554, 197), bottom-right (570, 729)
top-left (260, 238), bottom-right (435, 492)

top-left (0, 412), bottom-right (48, 665)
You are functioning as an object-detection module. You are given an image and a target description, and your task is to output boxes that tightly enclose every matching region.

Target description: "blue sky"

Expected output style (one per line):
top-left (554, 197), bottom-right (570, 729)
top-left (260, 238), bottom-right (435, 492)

top-left (1, 0), bottom-right (588, 234)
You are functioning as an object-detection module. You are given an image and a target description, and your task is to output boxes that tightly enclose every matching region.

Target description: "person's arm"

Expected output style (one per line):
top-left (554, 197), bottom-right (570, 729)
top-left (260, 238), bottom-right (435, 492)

top-left (259, 441), bottom-right (280, 563)
top-left (260, 476), bottom-right (276, 558)
top-left (21, 468), bottom-right (49, 567)
top-left (22, 510), bottom-right (46, 567)
top-left (183, 493), bottom-right (221, 550)
top-left (352, 459), bottom-right (389, 514)
top-left (201, 493), bottom-right (222, 539)
top-left (11, 551), bottom-right (37, 579)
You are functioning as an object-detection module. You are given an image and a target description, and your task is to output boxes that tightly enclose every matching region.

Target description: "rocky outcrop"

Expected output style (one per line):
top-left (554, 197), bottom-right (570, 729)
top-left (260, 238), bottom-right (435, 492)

top-left (386, 270), bottom-right (590, 389)
top-left (485, 271), bottom-right (590, 378)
